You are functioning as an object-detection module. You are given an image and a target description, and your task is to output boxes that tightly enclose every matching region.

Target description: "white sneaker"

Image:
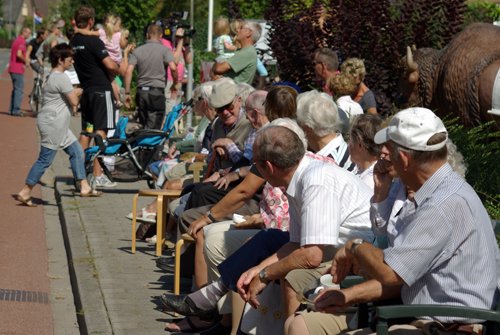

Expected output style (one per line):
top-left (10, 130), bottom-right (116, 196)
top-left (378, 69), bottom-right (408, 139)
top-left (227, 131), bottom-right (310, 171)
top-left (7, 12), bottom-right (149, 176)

top-left (94, 175), bottom-right (117, 188)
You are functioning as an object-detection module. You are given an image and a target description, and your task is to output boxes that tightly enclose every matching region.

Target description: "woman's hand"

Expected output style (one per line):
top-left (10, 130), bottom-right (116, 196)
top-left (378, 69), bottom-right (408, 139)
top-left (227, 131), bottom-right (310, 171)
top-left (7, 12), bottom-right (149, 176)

top-left (234, 214), bottom-right (265, 229)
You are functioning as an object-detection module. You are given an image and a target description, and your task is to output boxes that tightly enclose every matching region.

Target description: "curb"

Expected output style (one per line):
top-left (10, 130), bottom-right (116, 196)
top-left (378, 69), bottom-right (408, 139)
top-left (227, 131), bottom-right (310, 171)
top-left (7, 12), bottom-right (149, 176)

top-left (55, 176), bottom-right (113, 335)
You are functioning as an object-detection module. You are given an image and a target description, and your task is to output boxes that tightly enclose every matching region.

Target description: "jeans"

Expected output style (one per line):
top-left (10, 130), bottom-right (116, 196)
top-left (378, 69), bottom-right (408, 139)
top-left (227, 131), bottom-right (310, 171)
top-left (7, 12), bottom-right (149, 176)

top-left (9, 72), bottom-right (24, 115)
top-left (26, 141), bottom-right (86, 186)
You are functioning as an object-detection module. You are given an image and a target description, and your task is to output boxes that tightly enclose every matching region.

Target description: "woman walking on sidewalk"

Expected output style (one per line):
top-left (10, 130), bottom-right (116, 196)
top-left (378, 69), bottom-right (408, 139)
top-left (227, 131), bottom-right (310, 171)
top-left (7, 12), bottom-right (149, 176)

top-left (12, 44), bottom-right (100, 207)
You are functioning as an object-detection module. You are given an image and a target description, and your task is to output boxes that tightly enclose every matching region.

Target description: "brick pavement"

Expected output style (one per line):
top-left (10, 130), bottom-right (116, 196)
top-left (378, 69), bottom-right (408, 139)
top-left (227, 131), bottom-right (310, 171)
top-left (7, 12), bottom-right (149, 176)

top-left (1, 50), bottom-right (185, 334)
top-left (0, 56), bottom-right (77, 334)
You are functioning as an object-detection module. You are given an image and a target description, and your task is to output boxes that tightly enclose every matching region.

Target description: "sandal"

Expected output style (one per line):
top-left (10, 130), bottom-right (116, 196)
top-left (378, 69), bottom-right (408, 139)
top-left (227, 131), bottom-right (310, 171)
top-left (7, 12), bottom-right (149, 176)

top-left (164, 316), bottom-right (216, 333)
top-left (11, 194), bottom-right (37, 207)
top-left (125, 207), bottom-right (156, 223)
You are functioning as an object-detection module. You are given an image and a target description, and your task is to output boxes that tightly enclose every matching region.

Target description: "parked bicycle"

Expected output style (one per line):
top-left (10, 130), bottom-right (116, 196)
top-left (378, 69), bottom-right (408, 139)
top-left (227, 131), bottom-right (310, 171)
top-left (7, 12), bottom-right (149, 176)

top-left (29, 67), bottom-right (44, 115)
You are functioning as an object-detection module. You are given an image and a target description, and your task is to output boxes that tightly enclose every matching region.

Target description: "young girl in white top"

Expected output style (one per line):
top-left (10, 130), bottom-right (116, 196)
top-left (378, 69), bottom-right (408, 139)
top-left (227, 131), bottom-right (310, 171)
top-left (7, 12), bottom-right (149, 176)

top-left (213, 17), bottom-right (238, 61)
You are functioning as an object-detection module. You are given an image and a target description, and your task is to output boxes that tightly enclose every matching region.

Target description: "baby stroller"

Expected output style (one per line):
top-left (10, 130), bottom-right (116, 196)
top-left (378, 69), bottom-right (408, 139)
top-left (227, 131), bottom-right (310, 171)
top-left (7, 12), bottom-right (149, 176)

top-left (84, 100), bottom-right (193, 188)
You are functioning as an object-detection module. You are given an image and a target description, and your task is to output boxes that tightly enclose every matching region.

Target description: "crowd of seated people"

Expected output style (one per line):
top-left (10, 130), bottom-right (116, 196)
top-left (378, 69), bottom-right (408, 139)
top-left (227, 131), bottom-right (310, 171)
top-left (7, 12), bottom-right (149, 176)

top-left (125, 36), bottom-right (499, 335)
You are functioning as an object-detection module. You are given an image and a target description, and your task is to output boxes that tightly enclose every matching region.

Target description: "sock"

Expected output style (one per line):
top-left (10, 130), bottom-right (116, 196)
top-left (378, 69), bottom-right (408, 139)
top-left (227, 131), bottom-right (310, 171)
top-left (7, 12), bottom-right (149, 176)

top-left (187, 279), bottom-right (229, 311)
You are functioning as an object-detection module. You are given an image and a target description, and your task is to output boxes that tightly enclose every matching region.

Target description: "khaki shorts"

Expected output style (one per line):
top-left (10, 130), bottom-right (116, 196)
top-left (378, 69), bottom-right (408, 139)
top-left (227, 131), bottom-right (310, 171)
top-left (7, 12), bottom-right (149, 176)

top-left (285, 246), bottom-right (337, 295)
top-left (299, 311), bottom-right (353, 335)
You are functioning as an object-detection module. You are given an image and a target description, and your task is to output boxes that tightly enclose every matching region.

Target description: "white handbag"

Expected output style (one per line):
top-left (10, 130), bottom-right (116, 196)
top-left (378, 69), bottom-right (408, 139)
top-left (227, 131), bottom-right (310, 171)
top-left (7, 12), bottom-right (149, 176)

top-left (240, 282), bottom-right (285, 335)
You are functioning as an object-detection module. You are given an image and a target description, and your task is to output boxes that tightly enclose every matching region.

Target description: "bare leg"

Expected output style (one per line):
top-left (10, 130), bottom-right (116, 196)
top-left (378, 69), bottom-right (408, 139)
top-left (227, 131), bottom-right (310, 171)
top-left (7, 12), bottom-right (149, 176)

top-left (18, 184), bottom-right (34, 200)
top-left (79, 133), bottom-right (90, 151)
top-left (79, 179), bottom-right (92, 194)
top-left (283, 279), bottom-right (301, 317)
top-left (285, 315), bottom-right (310, 335)
top-left (111, 81), bottom-right (121, 106)
top-left (93, 130), bottom-right (107, 177)
top-left (230, 291), bottom-right (246, 335)
top-left (165, 214), bottom-right (177, 236)
top-left (194, 230), bottom-right (208, 288)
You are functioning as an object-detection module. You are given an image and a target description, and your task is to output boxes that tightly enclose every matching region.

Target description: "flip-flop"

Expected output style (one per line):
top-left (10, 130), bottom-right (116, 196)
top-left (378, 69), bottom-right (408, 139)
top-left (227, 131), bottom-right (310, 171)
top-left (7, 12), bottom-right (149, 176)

top-left (75, 190), bottom-right (103, 197)
top-left (164, 316), bottom-right (215, 333)
top-left (11, 194), bottom-right (37, 207)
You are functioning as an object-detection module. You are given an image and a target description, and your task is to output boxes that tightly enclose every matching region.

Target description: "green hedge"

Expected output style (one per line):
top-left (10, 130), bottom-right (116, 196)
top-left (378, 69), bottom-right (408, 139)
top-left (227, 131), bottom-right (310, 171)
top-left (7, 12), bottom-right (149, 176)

top-left (445, 118), bottom-right (500, 220)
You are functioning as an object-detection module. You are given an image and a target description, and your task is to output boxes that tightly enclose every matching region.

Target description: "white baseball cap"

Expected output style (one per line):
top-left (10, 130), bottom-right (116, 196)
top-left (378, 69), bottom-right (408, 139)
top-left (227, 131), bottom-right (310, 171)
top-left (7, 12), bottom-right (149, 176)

top-left (374, 107), bottom-right (448, 151)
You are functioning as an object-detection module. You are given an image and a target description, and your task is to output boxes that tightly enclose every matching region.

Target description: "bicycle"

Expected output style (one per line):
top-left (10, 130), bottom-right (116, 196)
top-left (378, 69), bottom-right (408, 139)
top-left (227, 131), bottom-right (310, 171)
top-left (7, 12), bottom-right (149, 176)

top-left (29, 66), bottom-right (44, 114)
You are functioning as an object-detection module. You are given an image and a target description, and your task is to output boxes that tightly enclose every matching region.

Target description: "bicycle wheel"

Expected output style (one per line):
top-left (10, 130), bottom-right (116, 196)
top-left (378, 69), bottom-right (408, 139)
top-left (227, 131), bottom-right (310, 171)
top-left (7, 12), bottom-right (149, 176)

top-left (29, 80), bottom-right (42, 114)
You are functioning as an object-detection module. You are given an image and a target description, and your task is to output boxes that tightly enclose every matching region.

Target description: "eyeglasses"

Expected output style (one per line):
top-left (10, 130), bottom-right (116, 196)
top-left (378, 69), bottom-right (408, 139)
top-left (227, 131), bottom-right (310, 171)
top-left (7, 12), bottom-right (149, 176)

top-left (215, 99), bottom-right (236, 114)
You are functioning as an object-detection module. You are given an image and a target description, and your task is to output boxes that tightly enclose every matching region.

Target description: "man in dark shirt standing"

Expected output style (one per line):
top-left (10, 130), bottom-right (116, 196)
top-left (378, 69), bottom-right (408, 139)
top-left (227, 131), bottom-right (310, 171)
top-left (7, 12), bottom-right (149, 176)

top-left (70, 5), bottom-right (124, 188)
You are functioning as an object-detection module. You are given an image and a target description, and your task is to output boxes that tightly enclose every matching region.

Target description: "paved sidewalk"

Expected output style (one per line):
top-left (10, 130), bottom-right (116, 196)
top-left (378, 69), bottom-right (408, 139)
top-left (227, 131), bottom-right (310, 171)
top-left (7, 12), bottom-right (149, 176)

top-left (53, 108), bottom-right (186, 335)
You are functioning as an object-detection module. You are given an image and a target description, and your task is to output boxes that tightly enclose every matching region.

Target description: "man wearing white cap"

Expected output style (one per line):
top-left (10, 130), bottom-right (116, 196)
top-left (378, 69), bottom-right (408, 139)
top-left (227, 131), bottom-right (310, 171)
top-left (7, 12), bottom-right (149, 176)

top-left (285, 107), bottom-right (500, 335)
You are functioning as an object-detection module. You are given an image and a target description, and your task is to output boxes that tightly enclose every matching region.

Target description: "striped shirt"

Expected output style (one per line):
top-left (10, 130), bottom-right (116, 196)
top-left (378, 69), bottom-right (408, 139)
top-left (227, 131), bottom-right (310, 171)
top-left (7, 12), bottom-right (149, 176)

top-left (370, 178), bottom-right (406, 246)
top-left (226, 128), bottom-right (256, 163)
top-left (317, 134), bottom-right (357, 173)
top-left (383, 163), bottom-right (500, 322)
top-left (286, 153), bottom-right (373, 247)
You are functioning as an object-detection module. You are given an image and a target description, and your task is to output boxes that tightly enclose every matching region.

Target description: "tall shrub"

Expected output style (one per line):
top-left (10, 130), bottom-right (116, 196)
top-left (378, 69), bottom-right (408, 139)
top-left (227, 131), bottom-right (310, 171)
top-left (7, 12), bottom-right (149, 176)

top-left (265, 0), bottom-right (468, 114)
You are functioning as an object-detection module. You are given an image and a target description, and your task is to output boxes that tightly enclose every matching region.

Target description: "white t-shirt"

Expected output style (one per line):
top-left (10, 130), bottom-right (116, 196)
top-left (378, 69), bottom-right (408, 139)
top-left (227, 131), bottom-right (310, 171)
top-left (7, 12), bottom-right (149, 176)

top-left (337, 95), bottom-right (363, 119)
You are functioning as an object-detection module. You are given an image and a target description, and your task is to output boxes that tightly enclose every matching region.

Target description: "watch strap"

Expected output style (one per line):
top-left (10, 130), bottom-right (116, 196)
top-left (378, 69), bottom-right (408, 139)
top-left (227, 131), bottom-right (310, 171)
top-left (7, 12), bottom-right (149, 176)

top-left (206, 210), bottom-right (216, 223)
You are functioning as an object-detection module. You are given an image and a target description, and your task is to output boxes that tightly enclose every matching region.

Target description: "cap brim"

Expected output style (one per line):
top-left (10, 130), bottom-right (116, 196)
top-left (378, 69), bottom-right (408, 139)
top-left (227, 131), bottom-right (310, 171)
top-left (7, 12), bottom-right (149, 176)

top-left (374, 127), bottom-right (390, 144)
top-left (209, 95), bottom-right (235, 109)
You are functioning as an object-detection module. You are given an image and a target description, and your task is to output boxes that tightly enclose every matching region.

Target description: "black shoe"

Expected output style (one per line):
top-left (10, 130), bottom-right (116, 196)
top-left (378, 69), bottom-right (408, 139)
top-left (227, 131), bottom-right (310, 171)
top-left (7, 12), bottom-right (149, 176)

top-left (156, 255), bottom-right (175, 266)
top-left (160, 293), bottom-right (217, 319)
top-left (198, 321), bottom-right (231, 335)
top-left (156, 256), bottom-right (175, 272)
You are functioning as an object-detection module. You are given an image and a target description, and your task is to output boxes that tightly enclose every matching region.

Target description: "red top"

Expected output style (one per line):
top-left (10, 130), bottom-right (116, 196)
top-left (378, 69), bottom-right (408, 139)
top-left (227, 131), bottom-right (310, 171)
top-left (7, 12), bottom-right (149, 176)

top-left (8, 36), bottom-right (27, 74)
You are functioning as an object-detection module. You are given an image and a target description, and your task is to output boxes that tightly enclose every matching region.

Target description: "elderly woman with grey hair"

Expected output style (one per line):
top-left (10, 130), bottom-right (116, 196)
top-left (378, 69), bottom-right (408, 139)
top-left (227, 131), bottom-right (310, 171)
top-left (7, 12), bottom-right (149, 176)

top-left (296, 90), bottom-right (356, 172)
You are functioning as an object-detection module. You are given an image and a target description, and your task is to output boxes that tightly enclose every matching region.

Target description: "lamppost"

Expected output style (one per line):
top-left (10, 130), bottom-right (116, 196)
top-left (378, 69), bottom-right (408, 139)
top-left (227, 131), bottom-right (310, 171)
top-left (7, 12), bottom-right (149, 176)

top-left (8, 0), bottom-right (12, 40)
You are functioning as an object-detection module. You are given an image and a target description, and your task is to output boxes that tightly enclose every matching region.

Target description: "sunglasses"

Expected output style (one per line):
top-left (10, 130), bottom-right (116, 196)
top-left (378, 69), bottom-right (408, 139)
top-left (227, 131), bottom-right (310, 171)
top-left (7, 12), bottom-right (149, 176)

top-left (215, 99), bottom-right (236, 114)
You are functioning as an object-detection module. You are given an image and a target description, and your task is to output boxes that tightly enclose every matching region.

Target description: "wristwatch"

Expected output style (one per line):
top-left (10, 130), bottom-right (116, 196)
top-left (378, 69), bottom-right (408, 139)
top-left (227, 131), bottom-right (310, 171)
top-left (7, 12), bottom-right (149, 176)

top-left (206, 210), bottom-right (217, 223)
top-left (259, 267), bottom-right (270, 284)
top-left (235, 168), bottom-right (241, 179)
top-left (350, 238), bottom-right (364, 255)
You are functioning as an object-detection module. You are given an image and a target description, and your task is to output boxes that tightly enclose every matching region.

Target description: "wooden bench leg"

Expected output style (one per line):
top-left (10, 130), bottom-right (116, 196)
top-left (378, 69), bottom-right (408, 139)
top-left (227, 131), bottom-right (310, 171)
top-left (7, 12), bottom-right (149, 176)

top-left (156, 195), bottom-right (167, 257)
top-left (131, 193), bottom-right (139, 254)
top-left (174, 239), bottom-right (185, 296)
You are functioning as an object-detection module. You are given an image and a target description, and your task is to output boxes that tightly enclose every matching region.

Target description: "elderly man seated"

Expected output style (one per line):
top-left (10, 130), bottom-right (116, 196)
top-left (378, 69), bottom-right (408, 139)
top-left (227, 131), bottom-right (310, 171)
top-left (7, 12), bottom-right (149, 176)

top-left (285, 108), bottom-right (500, 335)
top-left (162, 125), bottom-right (374, 333)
